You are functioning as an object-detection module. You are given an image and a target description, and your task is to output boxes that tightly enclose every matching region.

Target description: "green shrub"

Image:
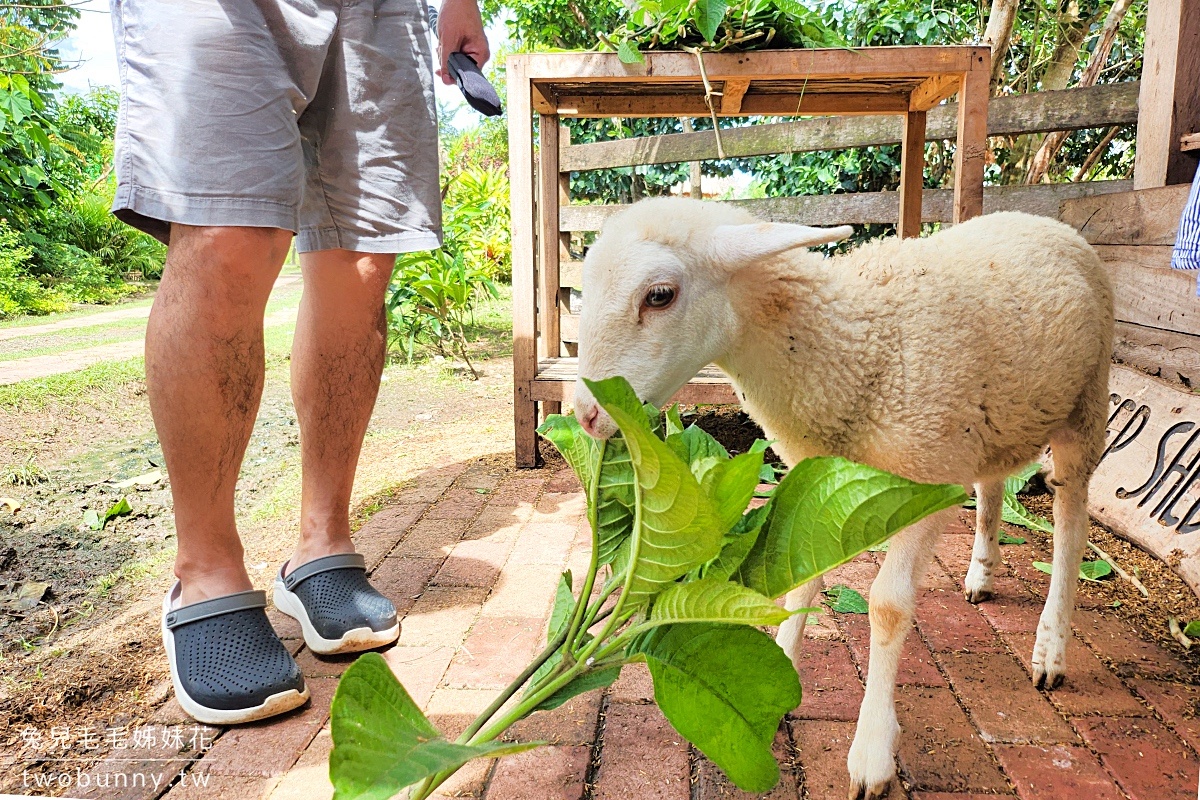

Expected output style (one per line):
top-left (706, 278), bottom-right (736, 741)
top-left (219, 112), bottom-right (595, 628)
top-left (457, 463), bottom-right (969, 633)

top-left (442, 166), bottom-right (511, 281)
top-left (43, 191), bottom-right (166, 280)
top-left (0, 222), bottom-right (65, 318)
top-left (387, 249), bottom-right (499, 377)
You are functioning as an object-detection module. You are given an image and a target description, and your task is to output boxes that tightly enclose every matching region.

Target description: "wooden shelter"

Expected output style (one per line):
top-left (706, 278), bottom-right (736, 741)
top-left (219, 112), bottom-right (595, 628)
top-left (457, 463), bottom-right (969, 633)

top-left (504, 0), bottom-right (1200, 595)
top-left (508, 46), bottom-right (992, 467)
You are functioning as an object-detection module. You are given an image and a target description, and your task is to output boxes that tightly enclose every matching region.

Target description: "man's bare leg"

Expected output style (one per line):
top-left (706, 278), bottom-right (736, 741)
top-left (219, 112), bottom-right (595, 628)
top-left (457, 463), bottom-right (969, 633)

top-left (147, 225), bottom-right (292, 606)
top-left (287, 250), bottom-right (394, 572)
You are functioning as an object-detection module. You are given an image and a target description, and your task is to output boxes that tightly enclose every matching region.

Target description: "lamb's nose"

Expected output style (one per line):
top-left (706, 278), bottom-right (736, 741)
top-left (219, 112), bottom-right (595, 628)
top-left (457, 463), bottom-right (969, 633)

top-left (579, 405), bottom-right (600, 437)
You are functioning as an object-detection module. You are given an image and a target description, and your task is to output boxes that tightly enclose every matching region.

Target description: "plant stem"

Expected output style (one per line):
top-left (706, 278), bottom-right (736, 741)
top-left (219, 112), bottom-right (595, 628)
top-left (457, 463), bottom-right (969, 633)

top-left (1086, 540), bottom-right (1149, 597)
top-left (453, 624), bottom-right (571, 745)
top-left (576, 575), bottom-right (621, 644)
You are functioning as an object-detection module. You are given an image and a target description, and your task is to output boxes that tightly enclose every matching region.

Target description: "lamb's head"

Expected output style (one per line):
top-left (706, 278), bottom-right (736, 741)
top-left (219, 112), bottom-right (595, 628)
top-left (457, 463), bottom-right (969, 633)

top-left (573, 197), bottom-right (852, 438)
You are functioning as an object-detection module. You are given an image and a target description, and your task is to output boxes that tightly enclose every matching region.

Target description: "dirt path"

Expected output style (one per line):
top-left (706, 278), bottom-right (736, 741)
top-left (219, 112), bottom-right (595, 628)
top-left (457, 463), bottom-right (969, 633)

top-left (0, 307), bottom-right (300, 385)
top-left (0, 275), bottom-right (303, 385)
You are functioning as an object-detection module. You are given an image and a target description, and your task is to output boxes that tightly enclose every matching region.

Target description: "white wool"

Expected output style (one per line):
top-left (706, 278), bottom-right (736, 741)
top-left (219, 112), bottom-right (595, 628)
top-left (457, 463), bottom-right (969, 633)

top-left (574, 197), bottom-right (1114, 798)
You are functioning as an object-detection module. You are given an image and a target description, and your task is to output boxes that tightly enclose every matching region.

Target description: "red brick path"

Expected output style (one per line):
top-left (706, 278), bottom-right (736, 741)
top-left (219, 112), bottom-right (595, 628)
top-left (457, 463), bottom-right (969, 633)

top-left (82, 456), bottom-right (1200, 799)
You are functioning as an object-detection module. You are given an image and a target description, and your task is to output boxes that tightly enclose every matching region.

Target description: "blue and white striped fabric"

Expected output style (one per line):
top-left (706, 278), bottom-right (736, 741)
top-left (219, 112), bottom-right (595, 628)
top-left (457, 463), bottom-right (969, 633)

top-left (1172, 168), bottom-right (1200, 296)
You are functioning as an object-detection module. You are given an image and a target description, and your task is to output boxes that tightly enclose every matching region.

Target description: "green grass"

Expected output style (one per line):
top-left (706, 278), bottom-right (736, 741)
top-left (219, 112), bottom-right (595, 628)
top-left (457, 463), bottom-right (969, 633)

top-left (0, 357), bottom-right (146, 410)
top-left (90, 546), bottom-right (175, 599)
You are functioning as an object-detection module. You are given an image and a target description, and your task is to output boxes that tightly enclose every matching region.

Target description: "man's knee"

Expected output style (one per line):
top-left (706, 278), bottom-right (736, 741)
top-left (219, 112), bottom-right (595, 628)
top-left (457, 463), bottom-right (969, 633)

top-left (164, 224), bottom-right (292, 308)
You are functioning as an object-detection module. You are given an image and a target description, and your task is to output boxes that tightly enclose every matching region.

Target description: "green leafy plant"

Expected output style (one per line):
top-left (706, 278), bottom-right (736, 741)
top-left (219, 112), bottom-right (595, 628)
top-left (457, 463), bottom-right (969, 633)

top-left (963, 462), bottom-right (1053, 534)
top-left (822, 583), bottom-right (868, 614)
top-left (83, 497), bottom-right (132, 531)
top-left (386, 250), bottom-right (499, 377)
top-left (328, 376), bottom-right (967, 798)
top-left (1032, 559), bottom-right (1113, 583)
top-left (601, 0), bottom-right (847, 63)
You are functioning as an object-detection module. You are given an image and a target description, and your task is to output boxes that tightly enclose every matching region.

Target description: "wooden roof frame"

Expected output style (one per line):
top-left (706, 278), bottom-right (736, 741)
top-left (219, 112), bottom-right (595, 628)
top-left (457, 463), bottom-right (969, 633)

top-left (509, 47), bottom-right (991, 467)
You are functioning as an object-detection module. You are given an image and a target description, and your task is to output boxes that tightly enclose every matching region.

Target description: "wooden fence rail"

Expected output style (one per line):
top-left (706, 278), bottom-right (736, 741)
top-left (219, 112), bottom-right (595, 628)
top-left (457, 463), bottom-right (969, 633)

top-left (560, 81), bottom-right (1140, 172)
top-left (559, 179), bottom-right (1132, 231)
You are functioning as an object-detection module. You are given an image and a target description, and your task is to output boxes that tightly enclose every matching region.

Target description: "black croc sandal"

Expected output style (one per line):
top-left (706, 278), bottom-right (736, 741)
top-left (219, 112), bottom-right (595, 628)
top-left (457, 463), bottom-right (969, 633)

top-left (161, 582), bottom-right (308, 725)
top-left (272, 553), bottom-right (399, 655)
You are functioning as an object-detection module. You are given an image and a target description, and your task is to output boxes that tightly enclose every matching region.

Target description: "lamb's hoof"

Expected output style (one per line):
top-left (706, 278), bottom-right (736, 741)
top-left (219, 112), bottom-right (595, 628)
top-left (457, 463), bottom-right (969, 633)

top-left (848, 778), bottom-right (893, 800)
top-left (964, 587), bottom-right (993, 604)
top-left (1033, 667), bottom-right (1065, 690)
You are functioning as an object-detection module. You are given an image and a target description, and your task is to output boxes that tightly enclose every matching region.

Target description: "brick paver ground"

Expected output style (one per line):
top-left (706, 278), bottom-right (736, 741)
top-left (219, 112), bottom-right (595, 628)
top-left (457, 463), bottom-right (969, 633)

top-left (83, 455), bottom-right (1200, 799)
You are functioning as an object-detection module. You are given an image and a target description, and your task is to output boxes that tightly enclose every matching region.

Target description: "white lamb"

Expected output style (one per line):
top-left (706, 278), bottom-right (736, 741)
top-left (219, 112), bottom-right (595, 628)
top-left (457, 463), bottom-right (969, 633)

top-left (572, 197), bottom-right (1113, 800)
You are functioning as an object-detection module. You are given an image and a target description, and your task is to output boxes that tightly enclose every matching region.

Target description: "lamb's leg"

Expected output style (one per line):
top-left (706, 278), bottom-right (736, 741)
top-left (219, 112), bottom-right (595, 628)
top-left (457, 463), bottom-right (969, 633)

top-left (964, 479), bottom-right (1004, 603)
top-left (847, 507), bottom-right (951, 800)
top-left (777, 576), bottom-right (825, 671)
top-left (1033, 433), bottom-right (1090, 690)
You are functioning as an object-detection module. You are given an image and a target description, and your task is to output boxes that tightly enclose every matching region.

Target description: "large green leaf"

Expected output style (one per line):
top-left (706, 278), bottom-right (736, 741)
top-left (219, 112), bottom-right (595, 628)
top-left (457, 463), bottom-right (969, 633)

top-left (595, 437), bottom-right (636, 565)
top-left (538, 415), bottom-right (598, 490)
top-left (667, 424), bottom-right (730, 474)
top-left (704, 504), bottom-right (771, 582)
top-left (735, 457), bottom-right (968, 599)
top-left (649, 578), bottom-right (792, 627)
top-left (822, 584), bottom-right (868, 614)
top-left (1005, 462), bottom-right (1042, 495)
top-left (693, 0), bottom-right (729, 42)
top-left (631, 624), bottom-right (800, 793)
top-left (586, 378), bottom-right (724, 606)
top-left (330, 654), bottom-right (540, 800)
top-left (702, 450), bottom-right (765, 535)
top-left (1001, 493), bottom-right (1054, 533)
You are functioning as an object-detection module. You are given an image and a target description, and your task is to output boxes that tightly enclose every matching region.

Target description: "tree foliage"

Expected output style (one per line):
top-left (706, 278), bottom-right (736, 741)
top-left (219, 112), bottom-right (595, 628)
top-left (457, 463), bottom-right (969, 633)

top-left (0, 3), bottom-right (166, 316)
top-left (483, 0), bottom-right (1146, 220)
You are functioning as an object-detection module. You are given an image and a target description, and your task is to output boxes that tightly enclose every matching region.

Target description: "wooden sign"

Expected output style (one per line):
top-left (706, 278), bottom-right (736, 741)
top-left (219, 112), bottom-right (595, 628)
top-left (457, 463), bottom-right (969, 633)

top-left (1092, 364), bottom-right (1200, 593)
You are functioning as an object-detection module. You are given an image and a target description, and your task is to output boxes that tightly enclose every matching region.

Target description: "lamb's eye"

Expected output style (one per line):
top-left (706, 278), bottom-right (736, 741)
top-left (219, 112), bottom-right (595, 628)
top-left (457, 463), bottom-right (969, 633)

top-left (644, 285), bottom-right (676, 309)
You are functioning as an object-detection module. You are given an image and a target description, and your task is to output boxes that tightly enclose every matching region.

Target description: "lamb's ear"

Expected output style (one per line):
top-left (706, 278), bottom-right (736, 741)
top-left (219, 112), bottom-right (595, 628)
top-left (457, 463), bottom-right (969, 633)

top-left (708, 222), bottom-right (854, 269)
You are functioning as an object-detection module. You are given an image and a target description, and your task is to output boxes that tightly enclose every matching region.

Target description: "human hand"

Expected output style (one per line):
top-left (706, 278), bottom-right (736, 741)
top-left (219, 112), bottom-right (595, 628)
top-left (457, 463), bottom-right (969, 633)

top-left (437, 0), bottom-right (489, 86)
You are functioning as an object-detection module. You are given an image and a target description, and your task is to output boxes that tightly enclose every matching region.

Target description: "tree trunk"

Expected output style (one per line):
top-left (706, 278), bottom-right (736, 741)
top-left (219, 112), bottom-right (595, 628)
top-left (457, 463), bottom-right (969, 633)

top-left (1002, 0), bottom-right (1093, 183)
top-left (1025, 0), bottom-right (1134, 184)
top-left (982, 0), bottom-right (1020, 88)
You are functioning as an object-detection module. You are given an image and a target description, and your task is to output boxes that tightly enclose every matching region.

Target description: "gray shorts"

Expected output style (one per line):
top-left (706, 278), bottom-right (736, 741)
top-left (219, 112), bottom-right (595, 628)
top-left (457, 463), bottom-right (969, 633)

top-left (110, 0), bottom-right (442, 254)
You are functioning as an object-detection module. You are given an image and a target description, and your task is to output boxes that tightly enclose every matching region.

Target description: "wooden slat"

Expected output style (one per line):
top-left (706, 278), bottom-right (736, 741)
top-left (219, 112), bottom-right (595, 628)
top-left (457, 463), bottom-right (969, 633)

top-left (1096, 247), bottom-right (1200, 337)
top-left (531, 358), bottom-right (738, 405)
top-left (509, 61), bottom-right (540, 468)
top-left (552, 92), bottom-right (910, 118)
top-left (1133, 0), bottom-right (1200, 188)
top-left (560, 311), bottom-right (579, 343)
top-left (560, 82), bottom-right (1140, 172)
top-left (1060, 184), bottom-right (1191, 245)
top-left (721, 78), bottom-right (751, 114)
top-left (560, 260), bottom-right (584, 289)
top-left (898, 110), bottom-right (926, 238)
top-left (910, 74), bottom-right (960, 111)
top-left (953, 61), bottom-right (988, 223)
top-left (1114, 320), bottom-right (1200, 388)
top-left (515, 47), bottom-right (990, 82)
top-left (560, 180), bottom-right (1131, 231)
top-left (538, 116), bottom-right (561, 362)
top-left (1183, 132), bottom-right (1200, 152)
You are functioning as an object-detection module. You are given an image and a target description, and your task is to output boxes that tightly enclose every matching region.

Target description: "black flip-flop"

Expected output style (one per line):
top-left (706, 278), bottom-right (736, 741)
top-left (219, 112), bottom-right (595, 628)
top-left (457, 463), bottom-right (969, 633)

top-left (162, 582), bottom-right (309, 725)
top-left (272, 553), bottom-right (399, 655)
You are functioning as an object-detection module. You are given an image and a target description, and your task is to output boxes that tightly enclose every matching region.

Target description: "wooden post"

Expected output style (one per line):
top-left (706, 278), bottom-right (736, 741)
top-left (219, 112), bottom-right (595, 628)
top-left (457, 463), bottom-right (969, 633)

top-left (1133, 0), bottom-right (1200, 188)
top-left (953, 62), bottom-right (989, 223)
top-left (898, 110), bottom-right (927, 237)
top-left (538, 115), bottom-right (563, 419)
top-left (510, 60), bottom-right (541, 468)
